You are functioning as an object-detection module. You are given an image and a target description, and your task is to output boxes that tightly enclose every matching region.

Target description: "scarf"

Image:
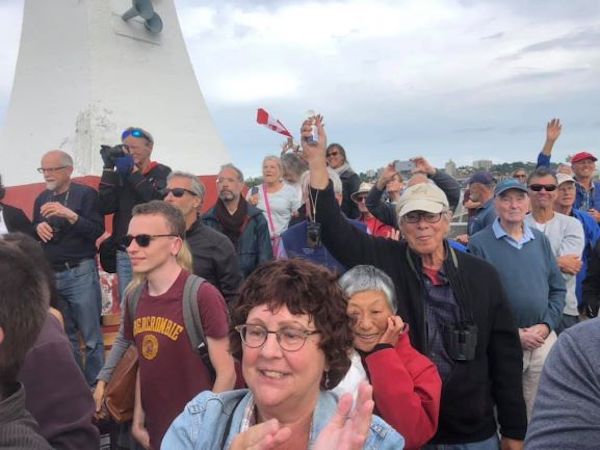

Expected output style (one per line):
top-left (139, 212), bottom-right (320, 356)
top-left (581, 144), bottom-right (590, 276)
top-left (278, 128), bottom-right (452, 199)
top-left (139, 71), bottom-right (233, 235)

top-left (333, 161), bottom-right (351, 176)
top-left (215, 195), bottom-right (248, 249)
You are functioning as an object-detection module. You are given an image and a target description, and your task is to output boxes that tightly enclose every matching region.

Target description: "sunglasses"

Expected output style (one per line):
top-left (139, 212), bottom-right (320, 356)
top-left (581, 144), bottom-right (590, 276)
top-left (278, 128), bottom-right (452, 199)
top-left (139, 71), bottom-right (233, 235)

top-left (355, 196), bottom-right (367, 203)
top-left (163, 187), bottom-right (198, 198)
top-left (120, 234), bottom-right (179, 248)
top-left (121, 127), bottom-right (154, 143)
top-left (529, 184), bottom-right (557, 192)
top-left (326, 151), bottom-right (340, 157)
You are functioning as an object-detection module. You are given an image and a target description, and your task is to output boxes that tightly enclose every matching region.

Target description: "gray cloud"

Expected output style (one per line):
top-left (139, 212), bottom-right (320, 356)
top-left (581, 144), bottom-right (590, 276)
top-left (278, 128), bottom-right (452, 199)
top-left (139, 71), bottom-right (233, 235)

top-left (520, 26), bottom-right (600, 53)
top-left (481, 32), bottom-right (504, 40)
top-left (504, 67), bottom-right (590, 84)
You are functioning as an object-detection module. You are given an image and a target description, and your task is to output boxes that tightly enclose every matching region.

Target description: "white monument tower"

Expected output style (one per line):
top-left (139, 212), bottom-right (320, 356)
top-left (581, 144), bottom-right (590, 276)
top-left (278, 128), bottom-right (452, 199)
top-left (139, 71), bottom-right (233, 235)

top-left (1, 0), bottom-right (229, 186)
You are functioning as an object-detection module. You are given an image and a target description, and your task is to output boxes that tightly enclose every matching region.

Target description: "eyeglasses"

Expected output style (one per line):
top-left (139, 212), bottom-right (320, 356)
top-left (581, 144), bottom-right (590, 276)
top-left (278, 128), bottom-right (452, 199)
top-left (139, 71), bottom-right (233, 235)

top-left (355, 196), bottom-right (367, 203)
top-left (326, 151), bottom-right (340, 158)
top-left (402, 211), bottom-right (444, 224)
top-left (163, 188), bottom-right (198, 198)
top-left (235, 324), bottom-right (319, 352)
top-left (120, 234), bottom-right (179, 248)
top-left (528, 184), bottom-right (557, 192)
top-left (121, 127), bottom-right (154, 144)
top-left (37, 166), bottom-right (68, 174)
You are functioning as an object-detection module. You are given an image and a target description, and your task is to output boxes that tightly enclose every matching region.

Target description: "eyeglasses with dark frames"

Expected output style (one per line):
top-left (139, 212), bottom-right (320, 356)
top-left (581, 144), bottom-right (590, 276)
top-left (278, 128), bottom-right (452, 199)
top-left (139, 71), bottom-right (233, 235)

top-left (326, 151), bottom-right (340, 158)
top-left (528, 184), bottom-right (557, 192)
top-left (37, 166), bottom-right (68, 174)
top-left (402, 211), bottom-right (444, 224)
top-left (163, 187), bottom-right (198, 198)
top-left (120, 234), bottom-right (179, 248)
top-left (235, 324), bottom-right (319, 352)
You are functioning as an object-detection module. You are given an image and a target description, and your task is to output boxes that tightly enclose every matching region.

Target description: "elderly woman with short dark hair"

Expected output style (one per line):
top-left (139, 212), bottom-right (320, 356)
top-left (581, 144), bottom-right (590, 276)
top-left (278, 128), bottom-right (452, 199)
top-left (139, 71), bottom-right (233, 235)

top-left (163, 259), bottom-right (404, 450)
top-left (335, 265), bottom-right (441, 450)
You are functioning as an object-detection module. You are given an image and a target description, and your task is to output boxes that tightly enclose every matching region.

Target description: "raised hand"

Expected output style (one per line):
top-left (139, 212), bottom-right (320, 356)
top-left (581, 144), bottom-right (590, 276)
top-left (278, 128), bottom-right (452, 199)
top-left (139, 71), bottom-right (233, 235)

top-left (300, 115), bottom-right (326, 163)
top-left (546, 118), bottom-right (562, 143)
top-left (376, 162), bottom-right (398, 189)
top-left (378, 316), bottom-right (405, 346)
top-left (313, 381), bottom-right (375, 450)
top-left (411, 156), bottom-right (436, 176)
top-left (230, 419), bottom-right (292, 450)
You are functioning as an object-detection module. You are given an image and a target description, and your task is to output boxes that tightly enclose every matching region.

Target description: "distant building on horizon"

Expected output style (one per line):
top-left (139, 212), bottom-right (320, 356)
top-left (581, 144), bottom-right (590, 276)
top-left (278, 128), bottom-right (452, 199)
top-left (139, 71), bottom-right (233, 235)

top-left (445, 159), bottom-right (457, 177)
top-left (473, 159), bottom-right (493, 171)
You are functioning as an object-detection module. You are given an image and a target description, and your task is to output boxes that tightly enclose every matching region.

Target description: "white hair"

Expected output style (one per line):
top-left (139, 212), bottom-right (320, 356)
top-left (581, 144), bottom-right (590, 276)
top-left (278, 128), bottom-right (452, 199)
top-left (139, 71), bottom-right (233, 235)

top-left (300, 167), bottom-right (343, 196)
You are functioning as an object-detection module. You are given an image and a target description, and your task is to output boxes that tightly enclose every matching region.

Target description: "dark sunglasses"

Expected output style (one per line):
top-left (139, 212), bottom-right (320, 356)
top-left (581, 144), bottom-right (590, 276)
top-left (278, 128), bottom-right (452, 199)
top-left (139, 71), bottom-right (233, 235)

top-left (120, 234), bottom-right (179, 248)
top-left (355, 196), bottom-right (367, 203)
top-left (326, 151), bottom-right (340, 157)
top-left (121, 127), bottom-right (154, 143)
top-left (529, 184), bottom-right (557, 192)
top-left (163, 187), bottom-right (198, 198)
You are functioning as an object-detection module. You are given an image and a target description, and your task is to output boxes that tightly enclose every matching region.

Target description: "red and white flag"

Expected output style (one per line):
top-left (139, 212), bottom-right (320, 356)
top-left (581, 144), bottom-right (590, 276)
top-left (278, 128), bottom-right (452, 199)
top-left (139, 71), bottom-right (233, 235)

top-left (256, 108), bottom-right (292, 138)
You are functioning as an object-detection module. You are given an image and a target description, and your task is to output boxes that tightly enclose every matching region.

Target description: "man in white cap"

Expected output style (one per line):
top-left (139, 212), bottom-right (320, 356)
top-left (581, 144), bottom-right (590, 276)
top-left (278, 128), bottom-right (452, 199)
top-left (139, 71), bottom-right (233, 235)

top-left (351, 182), bottom-right (395, 237)
top-left (303, 116), bottom-right (526, 450)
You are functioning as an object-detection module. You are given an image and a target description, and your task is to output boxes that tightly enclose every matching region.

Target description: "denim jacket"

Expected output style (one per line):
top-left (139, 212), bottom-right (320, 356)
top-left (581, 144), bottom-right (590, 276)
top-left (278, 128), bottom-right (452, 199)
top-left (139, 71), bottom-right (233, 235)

top-left (161, 389), bottom-right (404, 450)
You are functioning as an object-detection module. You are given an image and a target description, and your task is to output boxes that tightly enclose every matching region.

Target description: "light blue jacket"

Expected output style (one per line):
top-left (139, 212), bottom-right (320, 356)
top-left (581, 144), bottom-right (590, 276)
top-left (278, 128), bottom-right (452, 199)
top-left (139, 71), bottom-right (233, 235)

top-left (161, 389), bottom-right (404, 450)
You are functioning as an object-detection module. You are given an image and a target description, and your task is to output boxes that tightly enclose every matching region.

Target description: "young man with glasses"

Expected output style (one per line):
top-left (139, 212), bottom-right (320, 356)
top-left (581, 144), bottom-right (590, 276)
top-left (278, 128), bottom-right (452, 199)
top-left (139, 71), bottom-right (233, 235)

top-left (202, 164), bottom-right (272, 278)
top-left (469, 178), bottom-right (566, 420)
top-left (119, 201), bottom-right (235, 450)
top-left (32, 150), bottom-right (105, 386)
top-left (524, 168), bottom-right (584, 334)
top-left (164, 171), bottom-right (242, 306)
top-left (99, 126), bottom-right (171, 302)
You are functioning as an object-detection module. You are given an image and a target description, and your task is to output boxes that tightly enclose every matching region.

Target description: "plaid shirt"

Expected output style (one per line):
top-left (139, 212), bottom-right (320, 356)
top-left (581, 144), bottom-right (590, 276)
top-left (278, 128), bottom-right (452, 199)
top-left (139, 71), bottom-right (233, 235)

top-left (422, 267), bottom-right (460, 381)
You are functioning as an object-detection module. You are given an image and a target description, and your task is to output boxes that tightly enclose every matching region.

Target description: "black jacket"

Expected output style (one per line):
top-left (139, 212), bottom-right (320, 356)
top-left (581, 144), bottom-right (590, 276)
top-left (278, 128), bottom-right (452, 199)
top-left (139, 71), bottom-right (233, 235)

top-left (366, 170), bottom-right (461, 229)
top-left (0, 203), bottom-right (34, 237)
top-left (339, 167), bottom-right (361, 219)
top-left (185, 218), bottom-right (242, 306)
top-left (583, 240), bottom-right (600, 316)
top-left (98, 163), bottom-right (171, 240)
top-left (313, 181), bottom-right (526, 444)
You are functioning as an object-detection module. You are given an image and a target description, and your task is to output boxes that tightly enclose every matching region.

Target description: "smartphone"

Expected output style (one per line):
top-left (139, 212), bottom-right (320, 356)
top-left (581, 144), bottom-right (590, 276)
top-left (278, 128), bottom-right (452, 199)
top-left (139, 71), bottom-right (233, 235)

top-left (394, 160), bottom-right (415, 172)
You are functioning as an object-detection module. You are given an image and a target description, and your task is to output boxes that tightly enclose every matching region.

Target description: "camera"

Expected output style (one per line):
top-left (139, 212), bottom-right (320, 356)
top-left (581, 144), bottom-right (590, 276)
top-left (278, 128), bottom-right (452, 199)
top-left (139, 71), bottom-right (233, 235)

top-left (442, 322), bottom-right (478, 361)
top-left (100, 144), bottom-right (127, 168)
top-left (306, 222), bottom-right (322, 248)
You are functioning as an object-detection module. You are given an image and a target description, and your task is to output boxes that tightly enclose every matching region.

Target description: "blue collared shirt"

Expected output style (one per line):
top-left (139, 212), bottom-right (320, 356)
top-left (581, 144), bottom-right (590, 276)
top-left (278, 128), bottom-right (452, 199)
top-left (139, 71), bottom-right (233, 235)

top-left (492, 218), bottom-right (535, 250)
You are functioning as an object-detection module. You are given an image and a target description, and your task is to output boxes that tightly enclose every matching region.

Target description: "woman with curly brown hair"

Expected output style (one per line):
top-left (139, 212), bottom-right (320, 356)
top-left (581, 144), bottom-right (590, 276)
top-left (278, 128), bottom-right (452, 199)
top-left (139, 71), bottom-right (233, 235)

top-left (163, 259), bottom-right (404, 450)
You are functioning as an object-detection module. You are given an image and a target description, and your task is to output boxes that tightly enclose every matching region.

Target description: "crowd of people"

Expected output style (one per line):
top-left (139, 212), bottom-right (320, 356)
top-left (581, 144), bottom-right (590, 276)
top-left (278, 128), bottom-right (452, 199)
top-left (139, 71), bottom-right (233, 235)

top-left (1, 116), bottom-right (599, 450)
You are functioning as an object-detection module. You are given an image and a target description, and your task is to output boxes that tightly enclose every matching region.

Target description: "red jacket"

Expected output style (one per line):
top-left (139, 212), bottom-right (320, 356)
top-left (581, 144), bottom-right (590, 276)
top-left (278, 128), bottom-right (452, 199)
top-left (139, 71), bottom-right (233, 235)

top-left (364, 329), bottom-right (442, 450)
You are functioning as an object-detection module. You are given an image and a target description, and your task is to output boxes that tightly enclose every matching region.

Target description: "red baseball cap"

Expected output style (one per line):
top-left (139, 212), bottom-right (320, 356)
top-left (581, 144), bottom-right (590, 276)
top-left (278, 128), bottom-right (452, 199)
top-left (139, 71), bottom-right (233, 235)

top-left (571, 152), bottom-right (597, 163)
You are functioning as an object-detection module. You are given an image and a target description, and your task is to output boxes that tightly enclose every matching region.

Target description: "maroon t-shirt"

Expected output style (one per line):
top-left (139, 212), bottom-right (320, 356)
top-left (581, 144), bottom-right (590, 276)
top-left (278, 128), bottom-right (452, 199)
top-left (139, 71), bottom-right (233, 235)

top-left (123, 270), bottom-right (229, 450)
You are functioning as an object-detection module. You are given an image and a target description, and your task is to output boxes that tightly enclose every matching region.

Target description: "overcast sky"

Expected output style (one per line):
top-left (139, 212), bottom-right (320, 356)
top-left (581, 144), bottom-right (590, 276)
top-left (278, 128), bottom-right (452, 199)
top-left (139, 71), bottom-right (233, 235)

top-left (1, 0), bottom-right (599, 178)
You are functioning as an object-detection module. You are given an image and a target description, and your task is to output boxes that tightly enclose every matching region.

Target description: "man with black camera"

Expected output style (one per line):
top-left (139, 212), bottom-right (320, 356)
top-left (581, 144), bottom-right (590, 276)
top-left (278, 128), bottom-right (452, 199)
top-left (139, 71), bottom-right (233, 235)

top-left (98, 127), bottom-right (171, 300)
top-left (32, 150), bottom-right (105, 386)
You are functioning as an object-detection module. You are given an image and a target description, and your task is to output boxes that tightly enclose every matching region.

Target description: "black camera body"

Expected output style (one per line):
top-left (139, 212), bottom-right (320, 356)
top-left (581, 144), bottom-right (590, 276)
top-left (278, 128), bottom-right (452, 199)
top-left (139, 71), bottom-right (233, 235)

top-left (306, 222), bottom-right (322, 248)
top-left (442, 322), bottom-right (478, 361)
top-left (100, 144), bottom-right (127, 168)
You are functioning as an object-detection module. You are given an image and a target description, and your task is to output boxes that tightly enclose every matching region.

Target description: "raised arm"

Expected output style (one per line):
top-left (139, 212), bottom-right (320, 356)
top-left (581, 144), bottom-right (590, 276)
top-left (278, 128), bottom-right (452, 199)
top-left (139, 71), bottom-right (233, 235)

top-left (537, 118), bottom-right (561, 168)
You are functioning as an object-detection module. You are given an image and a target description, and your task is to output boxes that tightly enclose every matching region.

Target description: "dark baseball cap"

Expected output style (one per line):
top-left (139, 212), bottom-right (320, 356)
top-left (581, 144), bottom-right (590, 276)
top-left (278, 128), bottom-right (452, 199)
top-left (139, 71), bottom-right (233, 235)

top-left (468, 171), bottom-right (495, 186)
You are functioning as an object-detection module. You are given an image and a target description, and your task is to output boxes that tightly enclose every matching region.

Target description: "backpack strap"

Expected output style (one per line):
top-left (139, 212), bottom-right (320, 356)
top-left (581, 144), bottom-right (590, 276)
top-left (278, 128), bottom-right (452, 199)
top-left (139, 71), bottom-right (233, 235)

top-left (126, 283), bottom-right (146, 324)
top-left (182, 275), bottom-right (216, 380)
